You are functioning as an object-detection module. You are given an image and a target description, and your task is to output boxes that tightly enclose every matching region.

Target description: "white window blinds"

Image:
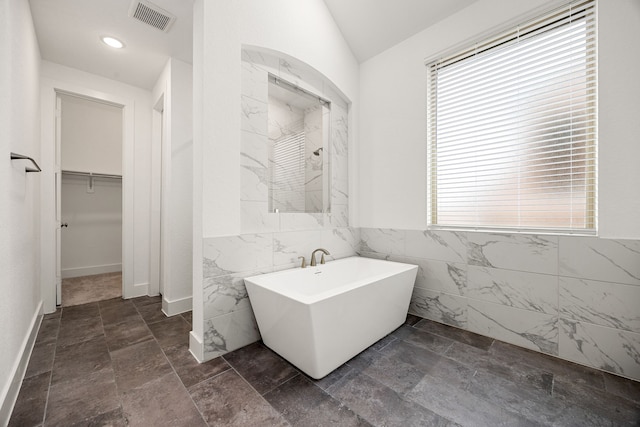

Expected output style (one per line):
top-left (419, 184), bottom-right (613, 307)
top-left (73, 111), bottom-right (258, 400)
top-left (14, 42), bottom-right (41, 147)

top-left (427, 0), bottom-right (596, 233)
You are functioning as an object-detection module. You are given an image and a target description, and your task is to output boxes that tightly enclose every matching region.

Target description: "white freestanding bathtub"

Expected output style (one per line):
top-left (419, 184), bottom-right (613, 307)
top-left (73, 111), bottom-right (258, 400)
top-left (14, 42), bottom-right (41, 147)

top-left (244, 256), bottom-right (418, 379)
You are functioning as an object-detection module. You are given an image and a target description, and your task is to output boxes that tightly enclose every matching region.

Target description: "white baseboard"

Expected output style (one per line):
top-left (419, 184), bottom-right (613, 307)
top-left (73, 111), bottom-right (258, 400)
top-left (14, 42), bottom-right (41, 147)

top-left (189, 332), bottom-right (205, 363)
top-left (61, 263), bottom-right (122, 279)
top-left (162, 295), bottom-right (192, 317)
top-left (0, 301), bottom-right (43, 426)
top-left (123, 282), bottom-right (150, 299)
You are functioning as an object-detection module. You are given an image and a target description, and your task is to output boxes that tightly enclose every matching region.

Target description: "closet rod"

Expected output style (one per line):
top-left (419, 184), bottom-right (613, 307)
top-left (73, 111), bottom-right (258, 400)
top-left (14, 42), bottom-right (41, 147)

top-left (61, 170), bottom-right (122, 180)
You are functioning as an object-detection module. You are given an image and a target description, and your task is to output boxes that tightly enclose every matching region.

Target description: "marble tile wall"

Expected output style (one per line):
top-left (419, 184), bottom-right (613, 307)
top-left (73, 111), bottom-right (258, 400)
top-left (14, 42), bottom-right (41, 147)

top-left (359, 228), bottom-right (640, 382)
top-left (199, 48), bottom-right (353, 361)
top-left (202, 227), bottom-right (359, 360)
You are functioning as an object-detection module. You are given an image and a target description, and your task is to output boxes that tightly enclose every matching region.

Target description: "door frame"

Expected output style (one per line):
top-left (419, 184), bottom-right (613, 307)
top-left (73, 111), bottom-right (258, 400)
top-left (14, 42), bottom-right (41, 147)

top-left (40, 78), bottom-right (136, 313)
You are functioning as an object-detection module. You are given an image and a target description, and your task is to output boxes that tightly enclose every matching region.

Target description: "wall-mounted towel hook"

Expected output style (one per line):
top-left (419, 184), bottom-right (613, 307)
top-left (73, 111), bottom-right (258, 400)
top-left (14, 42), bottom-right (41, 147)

top-left (10, 152), bottom-right (42, 173)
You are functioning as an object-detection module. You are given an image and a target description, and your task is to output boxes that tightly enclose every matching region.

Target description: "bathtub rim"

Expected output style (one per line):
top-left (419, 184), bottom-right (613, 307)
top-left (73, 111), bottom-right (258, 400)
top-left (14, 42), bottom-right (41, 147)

top-left (244, 256), bottom-right (418, 305)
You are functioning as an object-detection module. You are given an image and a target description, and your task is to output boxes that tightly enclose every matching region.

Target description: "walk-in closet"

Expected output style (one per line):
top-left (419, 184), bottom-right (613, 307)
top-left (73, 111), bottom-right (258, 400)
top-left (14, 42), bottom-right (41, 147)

top-left (59, 93), bottom-right (123, 306)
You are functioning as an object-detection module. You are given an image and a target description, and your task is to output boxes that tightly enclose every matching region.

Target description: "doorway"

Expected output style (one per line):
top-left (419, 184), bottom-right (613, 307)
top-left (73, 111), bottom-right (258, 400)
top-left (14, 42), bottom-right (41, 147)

top-left (56, 92), bottom-right (124, 306)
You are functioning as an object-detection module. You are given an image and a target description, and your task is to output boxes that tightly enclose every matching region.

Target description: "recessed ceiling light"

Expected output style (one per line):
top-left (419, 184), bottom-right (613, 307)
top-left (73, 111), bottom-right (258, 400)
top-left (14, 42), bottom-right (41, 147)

top-left (101, 36), bottom-right (124, 49)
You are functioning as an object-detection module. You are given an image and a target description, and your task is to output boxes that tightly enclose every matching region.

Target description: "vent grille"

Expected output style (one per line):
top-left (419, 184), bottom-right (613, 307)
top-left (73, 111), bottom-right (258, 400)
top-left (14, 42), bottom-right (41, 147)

top-left (129, 0), bottom-right (176, 32)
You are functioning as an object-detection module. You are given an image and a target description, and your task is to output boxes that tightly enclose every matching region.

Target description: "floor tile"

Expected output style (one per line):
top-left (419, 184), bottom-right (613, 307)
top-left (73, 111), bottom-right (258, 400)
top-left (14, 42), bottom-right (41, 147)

top-left (56, 315), bottom-right (103, 347)
top-left (223, 342), bottom-right (300, 395)
top-left (99, 300), bottom-right (140, 325)
top-left (45, 368), bottom-right (120, 427)
top-left (490, 340), bottom-right (606, 390)
top-left (442, 340), bottom-right (491, 369)
top-left (146, 316), bottom-right (191, 348)
top-left (408, 374), bottom-right (538, 427)
top-left (181, 310), bottom-right (193, 325)
top-left (103, 315), bottom-right (153, 352)
top-left (70, 407), bottom-right (127, 427)
top-left (110, 339), bottom-right (173, 393)
top-left (345, 346), bottom-right (386, 371)
top-left (12, 301), bottom-right (640, 427)
top-left (61, 302), bottom-right (100, 321)
top-left (356, 354), bottom-right (426, 396)
top-left (467, 368), bottom-right (562, 425)
top-left (603, 371), bottom-right (640, 404)
top-left (136, 301), bottom-right (168, 324)
top-left (8, 371), bottom-right (50, 427)
top-left (264, 374), bottom-right (370, 427)
top-left (329, 370), bottom-right (450, 427)
top-left (311, 363), bottom-right (354, 391)
top-left (379, 340), bottom-right (443, 373)
top-left (553, 376), bottom-right (640, 426)
top-left (189, 370), bottom-right (288, 427)
top-left (416, 319), bottom-right (495, 350)
top-left (51, 336), bottom-right (111, 385)
top-left (25, 341), bottom-right (56, 379)
top-left (121, 372), bottom-right (206, 427)
top-left (164, 342), bottom-right (230, 388)
top-left (35, 318), bottom-right (61, 346)
top-left (402, 328), bottom-right (455, 354)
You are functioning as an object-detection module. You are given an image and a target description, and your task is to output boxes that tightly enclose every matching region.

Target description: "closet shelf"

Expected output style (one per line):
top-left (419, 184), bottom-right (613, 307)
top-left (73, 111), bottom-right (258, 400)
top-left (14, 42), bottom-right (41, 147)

top-left (61, 170), bottom-right (122, 180)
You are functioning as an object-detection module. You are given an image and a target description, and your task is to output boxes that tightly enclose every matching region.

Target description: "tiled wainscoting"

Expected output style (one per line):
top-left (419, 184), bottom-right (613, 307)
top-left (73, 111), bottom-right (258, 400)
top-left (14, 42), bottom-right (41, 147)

top-left (359, 228), bottom-right (640, 382)
top-left (201, 227), bottom-right (359, 360)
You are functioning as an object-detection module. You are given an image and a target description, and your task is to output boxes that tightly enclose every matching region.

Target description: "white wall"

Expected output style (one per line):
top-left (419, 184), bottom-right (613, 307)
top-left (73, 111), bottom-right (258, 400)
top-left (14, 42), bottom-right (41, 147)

top-left (40, 61), bottom-right (153, 304)
top-left (0, 0), bottom-right (42, 423)
top-left (357, 0), bottom-right (640, 239)
top-left (61, 176), bottom-right (122, 278)
top-left (192, 0), bottom-right (359, 359)
top-left (60, 93), bottom-right (122, 175)
top-left (151, 58), bottom-right (193, 315)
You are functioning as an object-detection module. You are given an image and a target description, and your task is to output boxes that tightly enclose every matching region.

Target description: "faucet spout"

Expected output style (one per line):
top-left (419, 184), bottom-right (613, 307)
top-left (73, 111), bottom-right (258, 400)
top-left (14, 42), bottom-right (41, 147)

top-left (310, 248), bottom-right (331, 266)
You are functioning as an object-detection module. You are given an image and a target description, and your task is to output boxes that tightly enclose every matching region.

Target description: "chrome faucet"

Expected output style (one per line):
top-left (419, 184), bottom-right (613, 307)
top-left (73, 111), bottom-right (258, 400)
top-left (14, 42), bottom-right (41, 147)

top-left (310, 248), bottom-right (330, 266)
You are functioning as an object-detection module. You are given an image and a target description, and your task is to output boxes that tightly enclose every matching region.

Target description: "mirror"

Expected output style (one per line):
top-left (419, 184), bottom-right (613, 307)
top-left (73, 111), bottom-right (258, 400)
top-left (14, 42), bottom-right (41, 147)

top-left (267, 74), bottom-right (330, 213)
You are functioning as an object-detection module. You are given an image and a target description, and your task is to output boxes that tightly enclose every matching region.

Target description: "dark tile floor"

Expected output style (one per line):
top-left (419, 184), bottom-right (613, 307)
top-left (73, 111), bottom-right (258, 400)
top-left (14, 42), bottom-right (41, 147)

top-left (9, 299), bottom-right (640, 426)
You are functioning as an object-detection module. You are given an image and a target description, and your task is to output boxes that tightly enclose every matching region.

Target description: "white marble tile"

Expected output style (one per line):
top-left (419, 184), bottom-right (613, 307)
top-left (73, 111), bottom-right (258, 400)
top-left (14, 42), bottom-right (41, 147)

top-left (240, 95), bottom-right (267, 136)
top-left (203, 234), bottom-right (273, 277)
top-left (358, 251), bottom-right (392, 261)
top-left (277, 58), bottom-right (324, 97)
top-left (320, 83), bottom-right (347, 109)
top-left (411, 258), bottom-right (467, 296)
top-left (467, 232), bottom-right (558, 275)
top-left (359, 228), bottom-right (406, 256)
top-left (240, 130), bottom-right (268, 168)
top-left (321, 227), bottom-right (358, 259)
top-left (467, 266), bottom-right (558, 315)
top-left (242, 49), bottom-right (280, 73)
top-left (278, 212), bottom-right (324, 231)
top-left (327, 204), bottom-right (348, 228)
top-left (241, 201), bottom-right (279, 234)
top-left (240, 163), bottom-right (268, 202)
top-left (331, 105), bottom-right (348, 158)
top-left (203, 308), bottom-right (261, 359)
top-left (330, 152), bottom-right (348, 206)
top-left (273, 229), bottom-right (323, 266)
top-left (560, 277), bottom-right (640, 333)
top-left (405, 230), bottom-right (467, 263)
top-left (468, 300), bottom-right (558, 355)
top-left (559, 318), bottom-right (640, 381)
top-left (559, 236), bottom-right (640, 286)
top-left (241, 60), bottom-right (268, 102)
top-left (203, 270), bottom-right (270, 319)
top-left (409, 288), bottom-right (468, 328)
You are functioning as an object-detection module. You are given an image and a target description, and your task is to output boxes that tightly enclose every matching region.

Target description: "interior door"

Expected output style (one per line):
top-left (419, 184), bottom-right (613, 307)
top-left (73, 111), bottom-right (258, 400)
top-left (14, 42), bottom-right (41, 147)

top-left (55, 95), bottom-right (62, 305)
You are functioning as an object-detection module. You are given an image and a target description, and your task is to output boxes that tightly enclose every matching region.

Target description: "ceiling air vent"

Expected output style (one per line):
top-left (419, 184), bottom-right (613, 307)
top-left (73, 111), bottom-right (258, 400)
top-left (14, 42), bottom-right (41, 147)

top-left (128, 0), bottom-right (176, 32)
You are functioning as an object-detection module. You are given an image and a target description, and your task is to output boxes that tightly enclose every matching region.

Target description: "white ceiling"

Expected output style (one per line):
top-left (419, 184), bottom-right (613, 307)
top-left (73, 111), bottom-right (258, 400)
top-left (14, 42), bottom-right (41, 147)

top-left (29, 0), bottom-right (193, 90)
top-left (28, 0), bottom-right (478, 91)
top-left (322, 0), bottom-right (478, 62)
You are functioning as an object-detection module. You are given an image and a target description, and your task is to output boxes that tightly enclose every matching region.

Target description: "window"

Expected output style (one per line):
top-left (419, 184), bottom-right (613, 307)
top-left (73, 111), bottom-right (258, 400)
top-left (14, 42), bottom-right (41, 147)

top-left (427, 0), bottom-right (596, 233)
